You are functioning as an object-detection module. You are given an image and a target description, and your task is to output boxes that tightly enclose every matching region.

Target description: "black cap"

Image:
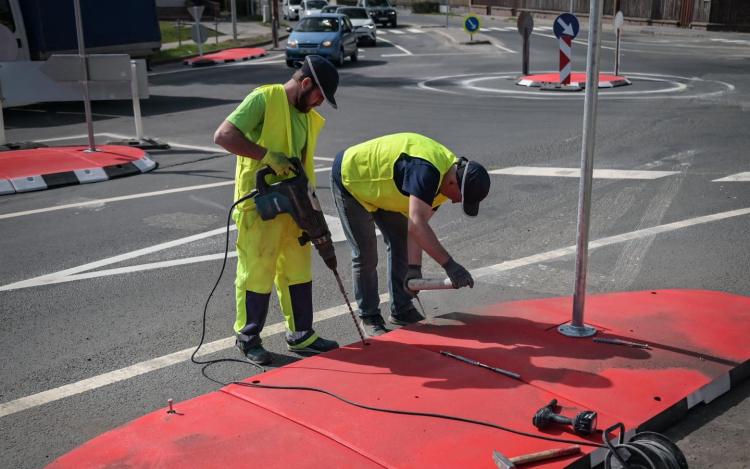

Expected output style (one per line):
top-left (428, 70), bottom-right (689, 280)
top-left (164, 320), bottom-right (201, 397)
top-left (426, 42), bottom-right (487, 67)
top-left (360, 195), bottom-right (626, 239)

top-left (295, 55), bottom-right (339, 109)
top-left (456, 157), bottom-right (490, 217)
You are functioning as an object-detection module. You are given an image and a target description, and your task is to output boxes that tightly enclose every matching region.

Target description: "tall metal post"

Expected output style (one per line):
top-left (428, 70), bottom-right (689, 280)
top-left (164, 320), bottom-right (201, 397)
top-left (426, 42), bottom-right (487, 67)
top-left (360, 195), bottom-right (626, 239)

top-left (231, 0), bottom-right (238, 40)
top-left (559, 0), bottom-right (604, 338)
top-left (272, 0), bottom-right (279, 49)
top-left (73, 0), bottom-right (98, 152)
top-left (570, 0), bottom-right (574, 13)
top-left (445, 0), bottom-right (449, 28)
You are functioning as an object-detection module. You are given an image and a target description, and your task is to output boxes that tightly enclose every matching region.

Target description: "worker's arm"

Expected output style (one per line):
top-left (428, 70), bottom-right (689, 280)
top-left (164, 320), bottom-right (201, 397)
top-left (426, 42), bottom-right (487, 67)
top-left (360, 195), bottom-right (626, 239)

top-left (213, 120), bottom-right (292, 175)
top-left (407, 196), bottom-right (449, 266)
top-left (213, 120), bottom-right (267, 160)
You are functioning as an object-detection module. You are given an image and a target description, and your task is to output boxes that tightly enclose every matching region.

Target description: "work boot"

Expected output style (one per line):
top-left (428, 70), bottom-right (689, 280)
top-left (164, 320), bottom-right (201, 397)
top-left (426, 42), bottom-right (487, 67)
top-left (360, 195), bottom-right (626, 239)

top-left (288, 337), bottom-right (339, 354)
top-left (242, 345), bottom-right (272, 365)
top-left (360, 315), bottom-right (389, 338)
top-left (388, 307), bottom-right (425, 326)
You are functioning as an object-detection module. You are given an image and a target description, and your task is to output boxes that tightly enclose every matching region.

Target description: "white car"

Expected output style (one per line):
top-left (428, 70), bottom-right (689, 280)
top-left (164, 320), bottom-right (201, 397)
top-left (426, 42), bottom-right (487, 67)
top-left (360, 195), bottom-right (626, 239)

top-left (282, 0), bottom-right (302, 20)
top-left (301, 0), bottom-right (329, 17)
top-left (336, 7), bottom-right (376, 46)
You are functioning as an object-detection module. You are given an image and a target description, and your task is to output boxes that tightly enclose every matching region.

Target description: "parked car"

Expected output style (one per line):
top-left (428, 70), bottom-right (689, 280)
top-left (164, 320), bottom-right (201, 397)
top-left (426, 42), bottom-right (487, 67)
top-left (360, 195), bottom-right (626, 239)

top-left (357, 0), bottom-right (397, 27)
top-left (282, 0), bottom-right (303, 20)
top-left (301, 0), bottom-right (329, 16)
top-left (285, 15), bottom-right (358, 67)
top-left (336, 7), bottom-right (377, 46)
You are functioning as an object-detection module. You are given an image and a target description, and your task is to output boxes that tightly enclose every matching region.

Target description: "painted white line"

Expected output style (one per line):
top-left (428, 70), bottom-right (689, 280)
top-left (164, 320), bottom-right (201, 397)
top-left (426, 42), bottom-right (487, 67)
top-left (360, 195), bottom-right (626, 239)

top-left (389, 29), bottom-right (405, 35)
top-left (4, 205), bottom-right (750, 417)
top-left (489, 167), bottom-right (680, 179)
top-left (33, 134), bottom-right (92, 143)
top-left (494, 43), bottom-right (516, 53)
top-left (382, 51), bottom-right (500, 58)
top-left (378, 36), bottom-right (412, 55)
top-left (315, 156), bottom-right (335, 162)
top-left (713, 172), bottom-right (750, 182)
top-left (406, 28), bottom-right (425, 33)
top-left (314, 166), bottom-right (331, 172)
top-left (0, 292), bottom-right (390, 420)
top-left (0, 181), bottom-right (235, 221)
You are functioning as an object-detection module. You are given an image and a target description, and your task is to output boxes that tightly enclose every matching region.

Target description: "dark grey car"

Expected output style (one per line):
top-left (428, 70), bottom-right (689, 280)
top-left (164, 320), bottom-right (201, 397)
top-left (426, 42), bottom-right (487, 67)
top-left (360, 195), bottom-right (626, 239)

top-left (356, 0), bottom-right (397, 27)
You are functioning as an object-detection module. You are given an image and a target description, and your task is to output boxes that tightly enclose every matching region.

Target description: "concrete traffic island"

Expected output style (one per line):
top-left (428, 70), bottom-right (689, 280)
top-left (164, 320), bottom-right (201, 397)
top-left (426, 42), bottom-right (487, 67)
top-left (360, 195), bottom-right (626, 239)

top-left (47, 289), bottom-right (750, 468)
top-left (517, 72), bottom-right (632, 88)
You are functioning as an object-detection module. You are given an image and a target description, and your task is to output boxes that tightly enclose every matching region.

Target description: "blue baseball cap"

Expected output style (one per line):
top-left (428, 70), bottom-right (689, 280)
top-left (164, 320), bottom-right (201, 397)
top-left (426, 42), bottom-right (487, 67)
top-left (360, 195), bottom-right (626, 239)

top-left (457, 157), bottom-right (491, 217)
top-left (295, 55), bottom-right (339, 109)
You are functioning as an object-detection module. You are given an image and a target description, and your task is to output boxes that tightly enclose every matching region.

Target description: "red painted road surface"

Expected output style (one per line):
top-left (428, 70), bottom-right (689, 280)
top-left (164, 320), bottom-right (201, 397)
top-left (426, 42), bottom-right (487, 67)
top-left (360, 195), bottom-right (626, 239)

top-left (48, 290), bottom-right (750, 469)
top-left (0, 146), bottom-right (147, 179)
top-left (184, 48), bottom-right (266, 65)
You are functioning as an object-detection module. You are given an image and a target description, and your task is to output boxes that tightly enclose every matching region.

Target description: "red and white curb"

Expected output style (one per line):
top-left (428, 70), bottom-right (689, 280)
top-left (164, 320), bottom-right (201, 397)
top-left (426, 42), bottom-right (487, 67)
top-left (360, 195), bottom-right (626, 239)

top-left (516, 77), bottom-right (632, 88)
top-left (0, 154), bottom-right (157, 195)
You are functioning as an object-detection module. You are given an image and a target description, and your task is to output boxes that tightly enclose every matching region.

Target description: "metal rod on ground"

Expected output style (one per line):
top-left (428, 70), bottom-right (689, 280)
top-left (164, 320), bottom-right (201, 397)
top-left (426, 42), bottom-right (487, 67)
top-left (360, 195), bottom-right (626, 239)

top-left (440, 350), bottom-right (521, 380)
top-left (231, 0), bottom-right (238, 40)
top-left (560, 0), bottom-right (604, 338)
top-left (594, 337), bottom-right (649, 349)
top-left (72, 0), bottom-right (98, 153)
top-left (130, 61), bottom-right (144, 141)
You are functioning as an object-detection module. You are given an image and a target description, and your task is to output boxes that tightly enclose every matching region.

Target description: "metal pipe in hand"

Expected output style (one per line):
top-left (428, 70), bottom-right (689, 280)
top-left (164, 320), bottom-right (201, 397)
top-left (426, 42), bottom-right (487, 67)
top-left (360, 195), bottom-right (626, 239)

top-left (406, 278), bottom-right (454, 291)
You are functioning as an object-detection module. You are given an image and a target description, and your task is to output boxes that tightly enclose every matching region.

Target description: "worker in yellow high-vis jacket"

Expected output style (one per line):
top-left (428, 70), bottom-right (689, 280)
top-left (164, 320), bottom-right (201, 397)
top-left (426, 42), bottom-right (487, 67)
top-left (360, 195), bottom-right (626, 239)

top-left (331, 133), bottom-right (491, 338)
top-left (213, 56), bottom-right (340, 365)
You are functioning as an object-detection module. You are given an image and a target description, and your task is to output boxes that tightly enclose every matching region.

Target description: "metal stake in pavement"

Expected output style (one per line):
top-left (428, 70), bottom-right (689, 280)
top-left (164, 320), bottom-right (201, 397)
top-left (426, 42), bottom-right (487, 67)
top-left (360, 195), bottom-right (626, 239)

top-left (72, 0), bottom-right (99, 153)
top-left (559, 0), bottom-right (605, 338)
top-left (614, 11), bottom-right (624, 75)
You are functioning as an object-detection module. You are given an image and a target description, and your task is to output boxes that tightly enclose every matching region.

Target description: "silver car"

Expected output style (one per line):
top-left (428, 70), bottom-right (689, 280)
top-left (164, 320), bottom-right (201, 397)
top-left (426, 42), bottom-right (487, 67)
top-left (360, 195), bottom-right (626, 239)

top-left (334, 7), bottom-right (377, 46)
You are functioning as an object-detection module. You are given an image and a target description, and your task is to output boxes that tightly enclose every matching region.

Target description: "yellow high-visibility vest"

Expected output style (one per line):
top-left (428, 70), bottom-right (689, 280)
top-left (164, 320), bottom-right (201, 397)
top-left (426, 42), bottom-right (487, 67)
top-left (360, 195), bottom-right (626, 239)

top-left (234, 84), bottom-right (325, 211)
top-left (341, 133), bottom-right (458, 215)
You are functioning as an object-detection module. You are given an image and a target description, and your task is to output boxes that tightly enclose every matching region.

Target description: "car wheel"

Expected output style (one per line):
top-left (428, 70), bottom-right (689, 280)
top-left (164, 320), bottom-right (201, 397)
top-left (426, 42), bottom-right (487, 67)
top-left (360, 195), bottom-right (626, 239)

top-left (286, 60), bottom-right (295, 68)
top-left (371, 38), bottom-right (377, 47)
top-left (334, 48), bottom-right (345, 67)
top-left (390, 20), bottom-right (397, 28)
top-left (351, 48), bottom-right (358, 62)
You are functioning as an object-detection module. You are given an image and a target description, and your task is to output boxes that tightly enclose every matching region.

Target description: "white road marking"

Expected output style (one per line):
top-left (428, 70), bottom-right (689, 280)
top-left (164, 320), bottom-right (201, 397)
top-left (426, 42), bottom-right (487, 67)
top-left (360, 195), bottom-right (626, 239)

top-left (494, 43), bottom-right (516, 53)
top-left (389, 29), bottom-right (405, 35)
top-left (713, 172), bottom-right (750, 182)
top-left (382, 52), bottom-right (501, 57)
top-left (377, 36), bottom-right (412, 55)
top-left (406, 28), bottom-right (424, 33)
top-left (489, 167), bottom-right (680, 179)
top-left (3, 205), bottom-right (750, 418)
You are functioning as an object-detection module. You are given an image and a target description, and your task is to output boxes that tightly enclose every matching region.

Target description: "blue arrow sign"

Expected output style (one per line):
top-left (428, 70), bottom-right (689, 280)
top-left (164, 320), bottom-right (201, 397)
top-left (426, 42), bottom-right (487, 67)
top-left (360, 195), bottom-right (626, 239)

top-left (463, 15), bottom-right (480, 34)
top-left (553, 13), bottom-right (579, 39)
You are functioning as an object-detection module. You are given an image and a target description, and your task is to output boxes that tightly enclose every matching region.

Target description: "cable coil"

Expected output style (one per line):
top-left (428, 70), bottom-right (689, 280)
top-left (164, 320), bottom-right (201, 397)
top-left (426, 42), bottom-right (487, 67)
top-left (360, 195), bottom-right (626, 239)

top-left (604, 424), bottom-right (688, 469)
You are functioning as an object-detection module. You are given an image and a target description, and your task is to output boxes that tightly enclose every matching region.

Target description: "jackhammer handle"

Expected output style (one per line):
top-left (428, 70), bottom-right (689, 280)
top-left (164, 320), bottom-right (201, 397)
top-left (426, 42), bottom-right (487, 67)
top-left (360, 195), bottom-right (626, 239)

top-left (510, 445), bottom-right (581, 464)
top-left (255, 157), bottom-right (304, 195)
top-left (407, 278), bottom-right (454, 291)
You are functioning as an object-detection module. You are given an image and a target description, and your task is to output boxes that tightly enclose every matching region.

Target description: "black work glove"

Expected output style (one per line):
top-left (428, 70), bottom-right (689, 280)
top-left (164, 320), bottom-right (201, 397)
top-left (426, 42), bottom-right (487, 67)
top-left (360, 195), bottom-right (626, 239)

top-left (442, 257), bottom-right (474, 289)
top-left (403, 264), bottom-right (423, 297)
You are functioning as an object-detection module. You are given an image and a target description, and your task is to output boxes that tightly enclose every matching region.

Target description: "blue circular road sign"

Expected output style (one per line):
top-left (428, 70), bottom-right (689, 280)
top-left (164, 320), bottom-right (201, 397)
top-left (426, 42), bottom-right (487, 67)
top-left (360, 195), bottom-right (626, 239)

top-left (463, 14), bottom-right (481, 34)
top-left (553, 13), bottom-right (580, 39)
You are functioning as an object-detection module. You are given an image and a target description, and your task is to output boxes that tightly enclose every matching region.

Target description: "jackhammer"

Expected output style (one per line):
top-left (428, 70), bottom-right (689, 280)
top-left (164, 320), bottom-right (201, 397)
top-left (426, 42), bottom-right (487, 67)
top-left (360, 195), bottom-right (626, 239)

top-left (236, 158), bottom-right (366, 345)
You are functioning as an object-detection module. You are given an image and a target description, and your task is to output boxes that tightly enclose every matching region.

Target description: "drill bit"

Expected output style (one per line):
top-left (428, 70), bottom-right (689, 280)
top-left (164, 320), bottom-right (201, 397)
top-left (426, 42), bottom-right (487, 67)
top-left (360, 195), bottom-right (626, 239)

top-left (332, 269), bottom-right (366, 346)
top-left (440, 350), bottom-right (521, 380)
top-left (594, 337), bottom-right (649, 349)
top-left (414, 294), bottom-right (430, 324)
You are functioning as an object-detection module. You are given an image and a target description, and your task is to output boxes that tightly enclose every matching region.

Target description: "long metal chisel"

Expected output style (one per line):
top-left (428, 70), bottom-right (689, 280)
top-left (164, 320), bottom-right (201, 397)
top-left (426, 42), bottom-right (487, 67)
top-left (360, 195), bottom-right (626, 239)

top-left (440, 350), bottom-right (521, 380)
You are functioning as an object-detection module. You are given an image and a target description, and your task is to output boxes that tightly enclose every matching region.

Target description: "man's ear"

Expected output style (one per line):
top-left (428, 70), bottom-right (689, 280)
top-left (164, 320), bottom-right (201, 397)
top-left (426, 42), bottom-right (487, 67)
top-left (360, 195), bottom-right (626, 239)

top-left (302, 76), bottom-right (314, 90)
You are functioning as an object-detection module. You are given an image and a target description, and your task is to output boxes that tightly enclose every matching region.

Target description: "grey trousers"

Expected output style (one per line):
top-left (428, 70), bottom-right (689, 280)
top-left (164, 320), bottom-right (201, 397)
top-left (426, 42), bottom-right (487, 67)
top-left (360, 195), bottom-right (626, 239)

top-left (330, 172), bottom-right (415, 318)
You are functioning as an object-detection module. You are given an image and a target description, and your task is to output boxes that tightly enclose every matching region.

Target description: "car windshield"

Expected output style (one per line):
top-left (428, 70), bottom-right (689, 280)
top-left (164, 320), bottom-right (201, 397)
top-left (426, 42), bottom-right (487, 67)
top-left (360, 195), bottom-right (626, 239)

top-left (365, 0), bottom-right (391, 6)
top-left (338, 8), bottom-right (368, 19)
top-left (305, 0), bottom-right (327, 9)
top-left (295, 17), bottom-right (340, 32)
top-left (289, 0), bottom-right (301, 6)
top-left (322, 6), bottom-right (337, 12)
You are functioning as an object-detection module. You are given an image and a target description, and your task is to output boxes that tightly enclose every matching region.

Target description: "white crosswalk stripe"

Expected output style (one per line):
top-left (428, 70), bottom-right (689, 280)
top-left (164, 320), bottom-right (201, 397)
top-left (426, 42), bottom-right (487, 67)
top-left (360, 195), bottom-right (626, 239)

top-left (713, 172), bottom-right (750, 182)
top-left (710, 38), bottom-right (750, 45)
top-left (407, 28), bottom-right (425, 33)
top-left (490, 167), bottom-right (679, 179)
top-left (389, 29), bottom-right (405, 34)
top-left (536, 26), bottom-right (553, 31)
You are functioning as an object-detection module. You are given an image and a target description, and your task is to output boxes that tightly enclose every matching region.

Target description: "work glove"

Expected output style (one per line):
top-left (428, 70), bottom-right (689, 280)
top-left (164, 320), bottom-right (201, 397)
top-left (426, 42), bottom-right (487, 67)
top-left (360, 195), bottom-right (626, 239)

top-left (442, 257), bottom-right (474, 289)
top-left (261, 150), bottom-right (292, 175)
top-left (403, 264), bottom-right (423, 297)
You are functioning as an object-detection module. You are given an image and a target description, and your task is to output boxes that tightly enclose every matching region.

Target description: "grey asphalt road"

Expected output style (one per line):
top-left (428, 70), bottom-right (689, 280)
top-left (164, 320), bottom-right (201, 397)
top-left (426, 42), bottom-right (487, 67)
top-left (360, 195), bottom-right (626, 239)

top-left (1, 12), bottom-right (749, 468)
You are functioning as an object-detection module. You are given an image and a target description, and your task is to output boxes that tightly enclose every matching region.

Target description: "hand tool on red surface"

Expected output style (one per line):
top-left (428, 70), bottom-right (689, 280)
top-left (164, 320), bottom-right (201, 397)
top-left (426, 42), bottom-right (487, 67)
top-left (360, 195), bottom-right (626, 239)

top-left (493, 445), bottom-right (581, 469)
top-left (439, 350), bottom-right (521, 380)
top-left (532, 399), bottom-right (598, 436)
top-left (594, 337), bottom-right (650, 349)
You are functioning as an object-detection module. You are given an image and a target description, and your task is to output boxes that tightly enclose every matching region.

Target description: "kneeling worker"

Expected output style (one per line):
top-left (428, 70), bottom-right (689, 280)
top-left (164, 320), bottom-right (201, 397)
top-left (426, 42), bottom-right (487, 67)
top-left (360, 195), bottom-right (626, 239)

top-left (330, 133), bottom-right (491, 337)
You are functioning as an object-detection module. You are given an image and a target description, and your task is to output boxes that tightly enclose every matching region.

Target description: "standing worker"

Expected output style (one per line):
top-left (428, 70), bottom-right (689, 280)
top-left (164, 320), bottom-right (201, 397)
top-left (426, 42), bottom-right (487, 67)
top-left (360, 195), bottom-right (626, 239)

top-left (330, 133), bottom-right (491, 337)
top-left (214, 56), bottom-right (340, 365)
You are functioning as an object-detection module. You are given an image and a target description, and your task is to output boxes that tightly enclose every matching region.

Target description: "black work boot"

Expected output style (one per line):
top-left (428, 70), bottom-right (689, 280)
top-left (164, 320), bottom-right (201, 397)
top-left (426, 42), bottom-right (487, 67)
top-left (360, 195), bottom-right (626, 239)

top-left (360, 315), bottom-right (389, 338)
top-left (241, 345), bottom-right (272, 365)
top-left (288, 337), bottom-right (339, 354)
top-left (388, 307), bottom-right (425, 326)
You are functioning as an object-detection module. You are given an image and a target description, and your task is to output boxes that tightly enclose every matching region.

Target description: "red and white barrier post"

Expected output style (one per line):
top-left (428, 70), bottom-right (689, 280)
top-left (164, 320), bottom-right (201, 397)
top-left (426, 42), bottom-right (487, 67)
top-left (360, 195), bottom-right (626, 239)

top-left (559, 35), bottom-right (573, 85)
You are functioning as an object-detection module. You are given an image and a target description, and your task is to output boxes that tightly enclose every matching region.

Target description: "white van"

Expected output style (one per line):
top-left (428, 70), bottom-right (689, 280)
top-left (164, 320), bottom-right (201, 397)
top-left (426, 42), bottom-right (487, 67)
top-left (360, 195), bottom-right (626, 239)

top-left (282, 0), bottom-right (303, 20)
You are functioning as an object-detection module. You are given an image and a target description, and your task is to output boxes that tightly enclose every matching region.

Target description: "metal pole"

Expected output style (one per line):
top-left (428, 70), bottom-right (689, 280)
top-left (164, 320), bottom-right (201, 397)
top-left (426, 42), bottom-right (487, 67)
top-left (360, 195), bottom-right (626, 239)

top-left (445, 0), bottom-right (449, 28)
top-left (570, 0), bottom-right (574, 13)
top-left (231, 0), bottom-right (238, 40)
top-left (130, 61), bottom-right (144, 141)
top-left (522, 32), bottom-right (529, 75)
top-left (178, 19), bottom-right (182, 47)
top-left (73, 0), bottom-right (98, 152)
top-left (272, 0), bottom-right (279, 49)
top-left (559, 0), bottom-right (604, 338)
top-left (614, 26), bottom-right (621, 75)
top-left (215, 17), bottom-right (219, 45)
top-left (197, 22), bottom-right (204, 58)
